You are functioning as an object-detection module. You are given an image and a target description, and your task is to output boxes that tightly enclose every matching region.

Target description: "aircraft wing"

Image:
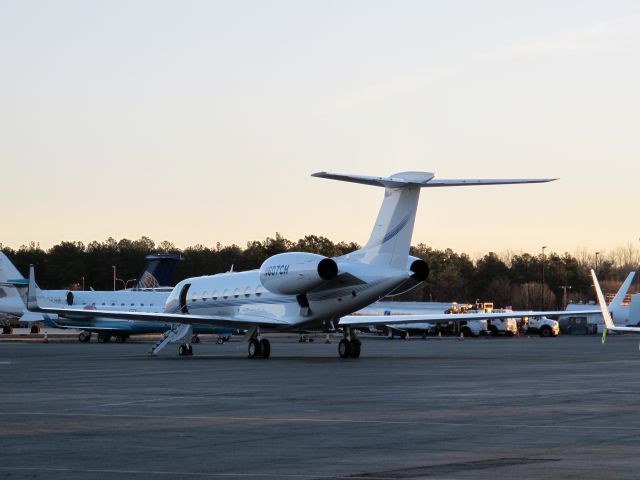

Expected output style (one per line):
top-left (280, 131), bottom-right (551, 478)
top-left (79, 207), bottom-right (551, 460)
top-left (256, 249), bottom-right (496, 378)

top-left (27, 304), bottom-right (289, 330)
top-left (339, 309), bottom-right (598, 327)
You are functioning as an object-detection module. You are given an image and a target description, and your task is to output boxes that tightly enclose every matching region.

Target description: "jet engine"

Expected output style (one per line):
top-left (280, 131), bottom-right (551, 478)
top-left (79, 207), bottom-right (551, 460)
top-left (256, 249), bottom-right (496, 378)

top-left (408, 256), bottom-right (429, 281)
top-left (383, 256), bottom-right (429, 297)
top-left (259, 252), bottom-right (338, 295)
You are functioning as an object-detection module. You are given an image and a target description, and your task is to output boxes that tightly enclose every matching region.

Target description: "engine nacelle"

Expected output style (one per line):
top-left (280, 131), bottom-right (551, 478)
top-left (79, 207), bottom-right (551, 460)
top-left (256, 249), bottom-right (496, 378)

top-left (407, 256), bottom-right (429, 281)
top-left (259, 252), bottom-right (338, 295)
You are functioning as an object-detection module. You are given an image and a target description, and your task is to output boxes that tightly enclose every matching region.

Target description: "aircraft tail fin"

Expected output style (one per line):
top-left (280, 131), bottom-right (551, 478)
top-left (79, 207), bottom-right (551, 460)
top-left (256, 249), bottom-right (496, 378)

top-left (0, 253), bottom-right (30, 312)
top-left (591, 269), bottom-right (615, 330)
top-left (133, 253), bottom-right (181, 289)
top-left (312, 171), bottom-right (555, 269)
top-left (609, 271), bottom-right (635, 309)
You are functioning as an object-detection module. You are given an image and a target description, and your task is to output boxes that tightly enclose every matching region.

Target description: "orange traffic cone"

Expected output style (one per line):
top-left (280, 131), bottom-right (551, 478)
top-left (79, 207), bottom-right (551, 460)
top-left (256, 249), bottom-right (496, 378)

top-left (43, 332), bottom-right (48, 343)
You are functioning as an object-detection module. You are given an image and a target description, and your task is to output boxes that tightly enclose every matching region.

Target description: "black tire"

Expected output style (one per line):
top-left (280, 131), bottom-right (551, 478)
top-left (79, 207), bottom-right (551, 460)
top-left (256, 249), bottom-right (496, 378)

top-left (97, 334), bottom-right (111, 343)
top-left (216, 337), bottom-right (224, 344)
top-left (191, 335), bottom-right (200, 344)
top-left (248, 338), bottom-right (262, 358)
top-left (260, 339), bottom-right (271, 359)
top-left (338, 339), bottom-right (351, 358)
top-left (78, 331), bottom-right (91, 343)
top-left (489, 326), bottom-right (499, 336)
top-left (115, 335), bottom-right (126, 343)
top-left (30, 325), bottom-right (40, 334)
top-left (187, 344), bottom-right (193, 356)
top-left (540, 326), bottom-right (552, 338)
top-left (461, 327), bottom-right (472, 338)
top-left (2, 326), bottom-right (12, 335)
top-left (349, 339), bottom-right (361, 358)
top-left (179, 344), bottom-right (187, 356)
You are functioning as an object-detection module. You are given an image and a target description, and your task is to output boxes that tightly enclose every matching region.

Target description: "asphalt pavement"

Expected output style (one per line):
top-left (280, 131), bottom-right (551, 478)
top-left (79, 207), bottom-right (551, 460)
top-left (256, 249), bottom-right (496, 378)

top-left (1, 334), bottom-right (640, 479)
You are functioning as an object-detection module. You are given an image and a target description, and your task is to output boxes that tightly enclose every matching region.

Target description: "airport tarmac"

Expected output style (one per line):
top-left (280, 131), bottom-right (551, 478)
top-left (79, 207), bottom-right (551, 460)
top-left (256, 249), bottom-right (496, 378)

top-left (1, 334), bottom-right (640, 479)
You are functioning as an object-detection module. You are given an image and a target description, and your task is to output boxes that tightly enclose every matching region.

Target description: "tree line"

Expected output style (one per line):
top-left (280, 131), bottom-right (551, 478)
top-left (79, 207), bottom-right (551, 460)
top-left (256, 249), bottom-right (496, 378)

top-left (2, 235), bottom-right (638, 310)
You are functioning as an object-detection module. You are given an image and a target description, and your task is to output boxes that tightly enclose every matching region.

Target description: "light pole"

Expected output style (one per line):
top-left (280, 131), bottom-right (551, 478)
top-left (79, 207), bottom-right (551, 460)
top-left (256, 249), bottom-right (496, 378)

top-left (112, 265), bottom-right (116, 291)
top-left (560, 285), bottom-right (572, 308)
top-left (595, 251), bottom-right (600, 276)
top-left (81, 276), bottom-right (85, 291)
top-left (541, 246), bottom-right (547, 309)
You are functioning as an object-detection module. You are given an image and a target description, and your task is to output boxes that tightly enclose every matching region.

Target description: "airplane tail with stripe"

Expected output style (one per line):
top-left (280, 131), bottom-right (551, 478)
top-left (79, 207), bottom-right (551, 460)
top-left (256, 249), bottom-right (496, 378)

top-left (312, 171), bottom-right (556, 269)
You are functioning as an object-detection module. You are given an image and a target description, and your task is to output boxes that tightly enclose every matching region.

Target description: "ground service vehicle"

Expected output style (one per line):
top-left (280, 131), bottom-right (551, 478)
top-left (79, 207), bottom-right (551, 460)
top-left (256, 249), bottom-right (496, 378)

top-left (521, 316), bottom-right (559, 337)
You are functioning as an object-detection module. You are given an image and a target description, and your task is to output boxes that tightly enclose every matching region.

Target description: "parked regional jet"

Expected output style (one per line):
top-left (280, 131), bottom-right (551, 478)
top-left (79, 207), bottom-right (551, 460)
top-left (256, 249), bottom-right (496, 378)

top-left (0, 252), bottom-right (239, 345)
top-left (591, 269), bottom-right (640, 344)
top-left (28, 170), bottom-right (565, 359)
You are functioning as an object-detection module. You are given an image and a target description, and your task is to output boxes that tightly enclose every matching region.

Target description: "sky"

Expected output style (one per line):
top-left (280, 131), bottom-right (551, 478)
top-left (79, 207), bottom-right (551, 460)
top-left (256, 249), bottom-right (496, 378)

top-left (1, 0), bottom-right (639, 257)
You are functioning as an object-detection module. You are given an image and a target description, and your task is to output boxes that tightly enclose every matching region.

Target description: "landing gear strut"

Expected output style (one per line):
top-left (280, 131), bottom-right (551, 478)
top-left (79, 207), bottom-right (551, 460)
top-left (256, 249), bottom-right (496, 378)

top-left (338, 328), bottom-right (361, 359)
top-left (247, 329), bottom-right (270, 359)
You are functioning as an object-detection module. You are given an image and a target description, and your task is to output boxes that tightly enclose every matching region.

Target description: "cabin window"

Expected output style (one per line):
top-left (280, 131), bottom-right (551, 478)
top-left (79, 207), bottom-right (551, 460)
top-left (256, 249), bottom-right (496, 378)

top-left (202, 291), bottom-right (208, 301)
top-left (233, 289), bottom-right (240, 298)
top-left (255, 286), bottom-right (265, 297)
top-left (101, 302), bottom-right (106, 306)
top-left (111, 302), bottom-right (115, 306)
top-left (131, 303), bottom-right (134, 306)
top-left (121, 303), bottom-right (125, 306)
top-left (244, 287), bottom-right (251, 297)
top-left (223, 289), bottom-right (229, 299)
top-left (212, 291), bottom-right (218, 300)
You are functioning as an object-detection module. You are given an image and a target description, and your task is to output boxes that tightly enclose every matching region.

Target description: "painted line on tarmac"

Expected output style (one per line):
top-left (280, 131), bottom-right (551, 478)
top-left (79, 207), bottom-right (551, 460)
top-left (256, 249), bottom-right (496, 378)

top-left (0, 466), bottom-right (390, 479)
top-left (0, 361), bottom-right (11, 365)
top-left (6, 411), bottom-right (640, 432)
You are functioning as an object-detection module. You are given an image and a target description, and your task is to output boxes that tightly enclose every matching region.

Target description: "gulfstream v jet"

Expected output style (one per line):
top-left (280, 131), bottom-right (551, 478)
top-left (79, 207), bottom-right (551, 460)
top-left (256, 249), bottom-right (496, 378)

top-left (28, 171), bottom-right (560, 359)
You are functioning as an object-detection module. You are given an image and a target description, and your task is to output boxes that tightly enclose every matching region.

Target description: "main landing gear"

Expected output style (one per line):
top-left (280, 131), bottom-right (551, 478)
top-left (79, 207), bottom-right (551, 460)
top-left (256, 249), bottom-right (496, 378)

top-left (247, 329), bottom-right (270, 359)
top-left (178, 344), bottom-right (193, 356)
top-left (338, 328), bottom-right (361, 359)
top-left (78, 331), bottom-right (92, 343)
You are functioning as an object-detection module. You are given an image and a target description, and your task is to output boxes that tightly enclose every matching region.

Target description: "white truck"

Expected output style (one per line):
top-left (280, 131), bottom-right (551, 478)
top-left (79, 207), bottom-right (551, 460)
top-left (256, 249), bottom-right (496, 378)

top-left (457, 303), bottom-right (518, 336)
top-left (521, 316), bottom-right (559, 337)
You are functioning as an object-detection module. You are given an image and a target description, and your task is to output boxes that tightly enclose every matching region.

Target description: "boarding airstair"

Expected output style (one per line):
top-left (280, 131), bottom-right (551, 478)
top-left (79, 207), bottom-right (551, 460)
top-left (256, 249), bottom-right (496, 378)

top-left (149, 323), bottom-right (193, 355)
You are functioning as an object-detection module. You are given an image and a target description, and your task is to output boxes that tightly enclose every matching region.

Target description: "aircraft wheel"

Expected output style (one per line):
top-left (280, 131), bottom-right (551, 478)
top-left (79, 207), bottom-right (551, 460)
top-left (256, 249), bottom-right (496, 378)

top-left (2, 326), bottom-right (13, 335)
top-left (216, 337), bottom-right (224, 344)
top-left (97, 333), bottom-right (111, 343)
top-left (338, 339), bottom-right (351, 358)
top-left (248, 338), bottom-right (262, 358)
top-left (349, 339), bottom-right (361, 358)
top-left (223, 336), bottom-right (230, 342)
top-left (187, 344), bottom-right (193, 356)
top-left (191, 335), bottom-right (200, 344)
top-left (179, 344), bottom-right (187, 356)
top-left (115, 335), bottom-right (126, 343)
top-left (30, 325), bottom-right (40, 334)
top-left (78, 331), bottom-right (91, 343)
top-left (259, 339), bottom-right (271, 359)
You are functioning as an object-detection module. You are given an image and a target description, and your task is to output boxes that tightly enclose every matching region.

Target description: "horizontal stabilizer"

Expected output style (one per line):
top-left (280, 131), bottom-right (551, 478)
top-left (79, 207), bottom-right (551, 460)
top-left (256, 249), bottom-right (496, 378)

top-left (312, 171), bottom-right (556, 188)
top-left (0, 278), bottom-right (29, 287)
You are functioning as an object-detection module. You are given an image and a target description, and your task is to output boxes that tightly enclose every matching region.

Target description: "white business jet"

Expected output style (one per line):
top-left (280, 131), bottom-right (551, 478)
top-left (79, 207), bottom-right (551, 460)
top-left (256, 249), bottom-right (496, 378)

top-left (27, 171), bottom-right (559, 359)
top-left (591, 269), bottom-right (640, 345)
